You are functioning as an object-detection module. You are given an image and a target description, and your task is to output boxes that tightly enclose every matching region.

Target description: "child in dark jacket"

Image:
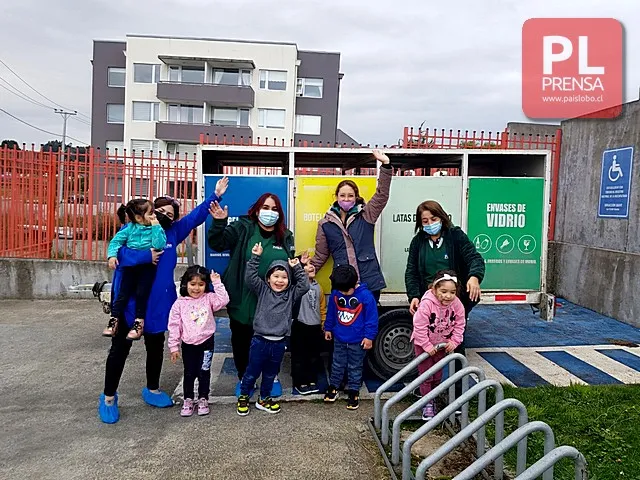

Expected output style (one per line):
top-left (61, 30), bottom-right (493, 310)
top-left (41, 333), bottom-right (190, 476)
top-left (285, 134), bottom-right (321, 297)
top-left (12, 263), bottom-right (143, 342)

top-left (236, 242), bottom-right (310, 416)
top-left (323, 264), bottom-right (378, 410)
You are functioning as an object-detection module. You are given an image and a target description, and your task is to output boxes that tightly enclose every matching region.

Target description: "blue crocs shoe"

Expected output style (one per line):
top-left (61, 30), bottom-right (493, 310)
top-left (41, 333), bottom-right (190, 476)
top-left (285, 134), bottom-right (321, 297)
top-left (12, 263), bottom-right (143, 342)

top-left (236, 381), bottom-right (258, 398)
top-left (98, 393), bottom-right (120, 424)
top-left (271, 376), bottom-right (282, 398)
top-left (142, 387), bottom-right (173, 408)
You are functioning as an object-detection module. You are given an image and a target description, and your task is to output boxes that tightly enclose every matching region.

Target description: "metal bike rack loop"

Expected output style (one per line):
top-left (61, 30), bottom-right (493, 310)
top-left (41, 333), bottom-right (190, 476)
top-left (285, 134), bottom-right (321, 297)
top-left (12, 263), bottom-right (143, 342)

top-left (392, 367), bottom-right (486, 466)
top-left (415, 398), bottom-right (528, 480)
top-left (514, 445), bottom-right (588, 480)
top-left (401, 379), bottom-right (504, 480)
top-left (380, 353), bottom-right (470, 445)
top-left (453, 421), bottom-right (556, 480)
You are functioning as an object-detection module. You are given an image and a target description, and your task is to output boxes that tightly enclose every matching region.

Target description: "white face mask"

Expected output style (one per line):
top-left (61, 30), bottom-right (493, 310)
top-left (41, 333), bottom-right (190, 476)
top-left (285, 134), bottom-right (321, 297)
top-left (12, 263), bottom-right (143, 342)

top-left (258, 210), bottom-right (279, 227)
top-left (423, 221), bottom-right (442, 235)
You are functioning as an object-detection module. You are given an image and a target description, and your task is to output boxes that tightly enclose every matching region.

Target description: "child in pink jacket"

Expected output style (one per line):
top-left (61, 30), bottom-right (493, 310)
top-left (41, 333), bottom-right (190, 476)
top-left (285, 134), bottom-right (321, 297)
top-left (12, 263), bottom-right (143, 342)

top-left (168, 265), bottom-right (229, 417)
top-left (411, 269), bottom-right (466, 420)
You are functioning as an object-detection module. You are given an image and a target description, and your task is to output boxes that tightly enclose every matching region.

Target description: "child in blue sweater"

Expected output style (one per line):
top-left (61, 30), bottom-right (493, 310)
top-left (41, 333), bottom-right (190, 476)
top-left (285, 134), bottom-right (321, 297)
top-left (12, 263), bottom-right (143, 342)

top-left (323, 264), bottom-right (378, 410)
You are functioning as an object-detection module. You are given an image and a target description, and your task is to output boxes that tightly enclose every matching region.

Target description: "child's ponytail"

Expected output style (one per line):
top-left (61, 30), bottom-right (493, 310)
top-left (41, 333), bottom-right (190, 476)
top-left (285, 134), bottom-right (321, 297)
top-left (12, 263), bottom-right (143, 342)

top-left (116, 204), bottom-right (127, 225)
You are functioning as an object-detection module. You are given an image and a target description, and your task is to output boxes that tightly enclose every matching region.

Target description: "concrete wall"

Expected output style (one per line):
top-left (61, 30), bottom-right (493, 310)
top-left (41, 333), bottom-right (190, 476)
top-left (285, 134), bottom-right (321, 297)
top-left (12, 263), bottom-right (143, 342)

top-left (0, 258), bottom-right (187, 299)
top-left (550, 98), bottom-right (640, 326)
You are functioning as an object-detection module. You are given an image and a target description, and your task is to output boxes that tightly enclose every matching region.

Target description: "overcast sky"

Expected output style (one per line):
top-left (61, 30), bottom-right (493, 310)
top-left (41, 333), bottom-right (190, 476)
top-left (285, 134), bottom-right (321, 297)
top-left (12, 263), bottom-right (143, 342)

top-left (0, 0), bottom-right (638, 147)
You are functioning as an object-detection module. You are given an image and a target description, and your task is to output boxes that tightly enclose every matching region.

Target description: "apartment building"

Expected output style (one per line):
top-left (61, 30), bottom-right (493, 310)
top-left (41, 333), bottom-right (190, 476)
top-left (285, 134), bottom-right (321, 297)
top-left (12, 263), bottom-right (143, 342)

top-left (90, 34), bottom-right (357, 156)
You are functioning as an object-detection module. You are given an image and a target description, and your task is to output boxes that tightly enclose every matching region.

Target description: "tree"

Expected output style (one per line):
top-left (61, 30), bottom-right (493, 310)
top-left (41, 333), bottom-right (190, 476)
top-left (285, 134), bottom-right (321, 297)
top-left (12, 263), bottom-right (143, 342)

top-left (1, 139), bottom-right (20, 150)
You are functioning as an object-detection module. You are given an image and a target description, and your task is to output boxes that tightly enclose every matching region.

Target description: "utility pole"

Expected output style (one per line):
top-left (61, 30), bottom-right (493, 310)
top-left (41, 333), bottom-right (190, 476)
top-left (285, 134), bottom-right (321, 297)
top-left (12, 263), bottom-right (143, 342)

top-left (54, 109), bottom-right (77, 214)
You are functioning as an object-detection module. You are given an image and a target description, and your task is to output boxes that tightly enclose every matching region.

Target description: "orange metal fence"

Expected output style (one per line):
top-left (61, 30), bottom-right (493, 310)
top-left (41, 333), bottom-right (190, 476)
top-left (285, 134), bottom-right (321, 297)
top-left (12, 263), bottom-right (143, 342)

top-left (0, 146), bottom-right (198, 261)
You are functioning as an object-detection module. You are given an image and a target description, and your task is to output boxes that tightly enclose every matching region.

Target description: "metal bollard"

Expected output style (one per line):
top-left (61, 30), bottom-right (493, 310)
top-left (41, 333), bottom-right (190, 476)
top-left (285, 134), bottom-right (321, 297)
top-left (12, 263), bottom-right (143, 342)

top-left (415, 397), bottom-right (528, 480)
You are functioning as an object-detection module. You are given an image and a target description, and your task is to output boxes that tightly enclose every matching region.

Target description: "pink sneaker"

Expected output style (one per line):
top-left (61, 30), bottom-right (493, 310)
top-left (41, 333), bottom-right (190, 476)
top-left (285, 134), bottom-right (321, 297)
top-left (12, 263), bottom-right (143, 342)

top-left (181, 399), bottom-right (194, 417)
top-left (197, 398), bottom-right (209, 416)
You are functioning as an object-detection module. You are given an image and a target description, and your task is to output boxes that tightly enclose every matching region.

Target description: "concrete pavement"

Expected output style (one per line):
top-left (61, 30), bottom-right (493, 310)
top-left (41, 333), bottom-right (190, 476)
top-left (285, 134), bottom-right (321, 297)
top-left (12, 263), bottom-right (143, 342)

top-left (0, 300), bottom-right (388, 480)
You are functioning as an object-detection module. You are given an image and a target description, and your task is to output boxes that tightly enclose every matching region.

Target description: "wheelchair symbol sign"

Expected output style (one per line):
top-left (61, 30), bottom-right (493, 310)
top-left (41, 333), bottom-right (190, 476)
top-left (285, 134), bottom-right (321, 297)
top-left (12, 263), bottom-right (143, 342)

top-left (608, 155), bottom-right (623, 182)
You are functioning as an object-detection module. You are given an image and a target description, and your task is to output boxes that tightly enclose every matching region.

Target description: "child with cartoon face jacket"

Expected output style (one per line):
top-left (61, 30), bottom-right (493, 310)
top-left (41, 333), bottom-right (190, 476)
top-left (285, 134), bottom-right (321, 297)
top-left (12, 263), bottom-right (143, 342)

top-left (411, 269), bottom-right (466, 420)
top-left (323, 264), bottom-right (378, 410)
top-left (236, 242), bottom-right (310, 416)
top-left (168, 266), bottom-right (230, 417)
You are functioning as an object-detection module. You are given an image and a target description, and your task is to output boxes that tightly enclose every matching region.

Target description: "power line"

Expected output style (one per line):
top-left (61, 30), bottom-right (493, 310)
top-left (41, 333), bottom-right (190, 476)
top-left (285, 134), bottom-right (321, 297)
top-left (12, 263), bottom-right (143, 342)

top-left (0, 77), bottom-right (54, 110)
top-left (0, 107), bottom-right (87, 144)
top-left (0, 59), bottom-right (92, 121)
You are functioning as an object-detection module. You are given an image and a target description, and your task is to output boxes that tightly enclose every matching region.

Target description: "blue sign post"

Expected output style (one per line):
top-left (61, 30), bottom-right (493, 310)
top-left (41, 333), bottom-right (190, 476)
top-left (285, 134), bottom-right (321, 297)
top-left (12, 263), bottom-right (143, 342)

top-left (202, 175), bottom-right (289, 273)
top-left (598, 147), bottom-right (634, 218)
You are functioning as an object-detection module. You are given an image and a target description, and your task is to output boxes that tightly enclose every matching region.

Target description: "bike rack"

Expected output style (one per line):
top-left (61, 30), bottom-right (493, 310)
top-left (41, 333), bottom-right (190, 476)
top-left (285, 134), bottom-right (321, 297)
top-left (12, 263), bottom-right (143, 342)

top-left (393, 367), bottom-right (486, 466)
top-left (402, 379), bottom-right (503, 480)
top-left (415, 398), bottom-right (528, 480)
top-left (380, 352), bottom-right (469, 445)
top-left (453, 421), bottom-right (555, 480)
top-left (514, 445), bottom-right (588, 480)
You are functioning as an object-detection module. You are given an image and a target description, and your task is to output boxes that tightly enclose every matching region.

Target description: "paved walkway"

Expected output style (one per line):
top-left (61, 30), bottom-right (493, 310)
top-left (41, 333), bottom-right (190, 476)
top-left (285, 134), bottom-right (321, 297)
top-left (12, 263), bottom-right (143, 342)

top-left (171, 298), bottom-right (640, 403)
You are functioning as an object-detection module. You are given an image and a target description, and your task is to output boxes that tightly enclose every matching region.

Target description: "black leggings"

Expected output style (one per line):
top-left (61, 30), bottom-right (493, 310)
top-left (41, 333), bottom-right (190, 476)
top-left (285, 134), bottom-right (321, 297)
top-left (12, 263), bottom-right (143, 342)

top-left (104, 316), bottom-right (165, 397)
top-left (229, 319), bottom-right (254, 381)
top-left (182, 336), bottom-right (215, 400)
top-left (111, 264), bottom-right (157, 320)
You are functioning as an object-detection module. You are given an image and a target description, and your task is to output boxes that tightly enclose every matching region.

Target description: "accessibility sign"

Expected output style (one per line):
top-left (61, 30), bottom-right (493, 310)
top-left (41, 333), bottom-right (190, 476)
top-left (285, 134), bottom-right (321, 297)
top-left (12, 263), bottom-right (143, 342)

top-left (598, 147), bottom-right (634, 218)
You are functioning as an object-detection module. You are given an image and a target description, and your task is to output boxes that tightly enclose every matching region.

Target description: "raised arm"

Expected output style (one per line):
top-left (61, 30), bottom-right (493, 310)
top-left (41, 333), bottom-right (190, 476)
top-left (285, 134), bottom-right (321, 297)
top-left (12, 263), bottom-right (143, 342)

top-left (207, 280), bottom-right (230, 311)
top-left (309, 223), bottom-right (330, 271)
top-left (290, 262), bottom-right (311, 302)
top-left (362, 150), bottom-right (393, 224)
top-left (244, 252), bottom-right (267, 296)
top-left (207, 217), bottom-right (241, 252)
top-left (172, 176), bottom-right (228, 243)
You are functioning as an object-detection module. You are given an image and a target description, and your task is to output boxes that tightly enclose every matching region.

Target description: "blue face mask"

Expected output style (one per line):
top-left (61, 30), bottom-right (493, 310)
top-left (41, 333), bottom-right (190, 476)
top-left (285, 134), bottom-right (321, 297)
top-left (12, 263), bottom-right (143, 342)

top-left (423, 221), bottom-right (442, 235)
top-left (258, 210), bottom-right (279, 227)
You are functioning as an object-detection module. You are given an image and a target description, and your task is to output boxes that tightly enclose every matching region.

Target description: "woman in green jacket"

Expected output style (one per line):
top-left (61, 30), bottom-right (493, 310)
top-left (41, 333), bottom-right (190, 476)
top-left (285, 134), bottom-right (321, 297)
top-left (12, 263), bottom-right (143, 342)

top-left (207, 192), bottom-right (295, 398)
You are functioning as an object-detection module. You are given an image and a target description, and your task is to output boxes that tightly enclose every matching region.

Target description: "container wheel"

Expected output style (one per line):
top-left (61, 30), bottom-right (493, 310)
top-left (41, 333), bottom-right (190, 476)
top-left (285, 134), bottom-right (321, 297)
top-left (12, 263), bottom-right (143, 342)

top-left (367, 308), bottom-right (417, 380)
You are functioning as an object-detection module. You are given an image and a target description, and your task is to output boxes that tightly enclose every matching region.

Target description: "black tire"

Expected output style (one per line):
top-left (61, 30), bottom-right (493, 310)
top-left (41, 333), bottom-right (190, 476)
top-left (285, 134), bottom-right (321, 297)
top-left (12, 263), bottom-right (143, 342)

top-left (367, 308), bottom-right (417, 381)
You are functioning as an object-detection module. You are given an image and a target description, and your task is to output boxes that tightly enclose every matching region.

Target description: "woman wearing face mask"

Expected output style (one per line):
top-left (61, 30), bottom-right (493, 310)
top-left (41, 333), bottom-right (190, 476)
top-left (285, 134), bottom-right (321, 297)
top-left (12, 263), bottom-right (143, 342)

top-left (97, 177), bottom-right (229, 424)
top-left (404, 200), bottom-right (485, 395)
top-left (207, 192), bottom-right (294, 398)
top-left (309, 149), bottom-right (393, 304)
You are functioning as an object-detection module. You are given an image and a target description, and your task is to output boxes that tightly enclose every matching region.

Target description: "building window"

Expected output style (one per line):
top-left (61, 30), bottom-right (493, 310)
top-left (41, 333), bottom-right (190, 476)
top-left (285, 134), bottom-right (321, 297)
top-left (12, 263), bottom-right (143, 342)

top-left (211, 108), bottom-right (250, 127)
top-left (107, 67), bottom-right (125, 87)
top-left (106, 104), bottom-right (124, 124)
top-left (167, 143), bottom-right (198, 158)
top-left (258, 108), bottom-right (286, 129)
top-left (259, 70), bottom-right (287, 91)
top-left (131, 177), bottom-right (159, 197)
top-left (131, 140), bottom-right (160, 157)
top-left (167, 179), bottom-right (197, 198)
top-left (168, 65), bottom-right (205, 84)
top-left (295, 115), bottom-right (322, 135)
top-left (212, 68), bottom-right (252, 86)
top-left (133, 63), bottom-right (161, 83)
top-left (296, 78), bottom-right (323, 98)
top-left (105, 141), bottom-right (124, 151)
top-left (132, 101), bottom-right (160, 122)
top-left (168, 104), bottom-right (204, 124)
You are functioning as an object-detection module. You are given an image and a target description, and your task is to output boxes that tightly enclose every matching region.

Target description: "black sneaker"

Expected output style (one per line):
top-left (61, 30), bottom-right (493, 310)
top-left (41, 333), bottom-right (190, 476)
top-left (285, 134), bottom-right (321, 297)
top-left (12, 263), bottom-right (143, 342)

top-left (324, 385), bottom-right (339, 402)
top-left (236, 394), bottom-right (250, 416)
top-left (347, 390), bottom-right (359, 410)
top-left (307, 383), bottom-right (320, 394)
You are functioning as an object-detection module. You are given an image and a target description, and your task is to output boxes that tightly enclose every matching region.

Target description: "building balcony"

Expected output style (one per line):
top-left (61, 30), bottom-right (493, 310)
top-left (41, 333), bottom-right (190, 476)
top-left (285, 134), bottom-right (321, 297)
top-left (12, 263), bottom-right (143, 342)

top-left (156, 122), bottom-right (253, 143)
top-left (156, 82), bottom-right (254, 108)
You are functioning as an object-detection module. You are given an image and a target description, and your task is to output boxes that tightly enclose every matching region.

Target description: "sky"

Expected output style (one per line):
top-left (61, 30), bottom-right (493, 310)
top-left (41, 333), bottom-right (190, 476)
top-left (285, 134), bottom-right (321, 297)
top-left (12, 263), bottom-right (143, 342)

top-left (0, 0), bottom-right (638, 147)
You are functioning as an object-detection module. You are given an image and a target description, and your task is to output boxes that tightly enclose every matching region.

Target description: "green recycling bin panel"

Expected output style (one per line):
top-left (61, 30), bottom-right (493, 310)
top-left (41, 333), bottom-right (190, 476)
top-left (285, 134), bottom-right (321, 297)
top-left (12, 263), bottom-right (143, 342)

top-left (467, 177), bottom-right (544, 291)
top-left (381, 176), bottom-right (463, 292)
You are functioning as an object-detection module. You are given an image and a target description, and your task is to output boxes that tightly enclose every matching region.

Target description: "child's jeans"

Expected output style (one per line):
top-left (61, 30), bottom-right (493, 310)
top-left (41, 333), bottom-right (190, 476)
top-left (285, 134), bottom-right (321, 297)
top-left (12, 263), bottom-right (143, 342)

top-left (240, 335), bottom-right (286, 399)
top-left (330, 339), bottom-right (367, 392)
top-left (415, 344), bottom-right (447, 397)
top-left (182, 336), bottom-right (215, 400)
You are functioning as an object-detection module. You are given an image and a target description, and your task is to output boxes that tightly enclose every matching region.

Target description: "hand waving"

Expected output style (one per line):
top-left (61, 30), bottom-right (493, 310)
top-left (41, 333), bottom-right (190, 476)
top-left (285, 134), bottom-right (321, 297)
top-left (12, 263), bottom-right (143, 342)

top-left (210, 270), bottom-right (221, 283)
top-left (252, 242), bottom-right (263, 256)
top-left (215, 176), bottom-right (229, 197)
top-left (208, 201), bottom-right (228, 220)
top-left (372, 149), bottom-right (390, 164)
top-left (288, 257), bottom-right (300, 267)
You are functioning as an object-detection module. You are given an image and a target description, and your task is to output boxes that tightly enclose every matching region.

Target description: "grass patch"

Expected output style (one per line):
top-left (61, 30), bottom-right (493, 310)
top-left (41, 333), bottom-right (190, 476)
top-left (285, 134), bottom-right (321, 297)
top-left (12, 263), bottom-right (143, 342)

top-left (479, 384), bottom-right (640, 479)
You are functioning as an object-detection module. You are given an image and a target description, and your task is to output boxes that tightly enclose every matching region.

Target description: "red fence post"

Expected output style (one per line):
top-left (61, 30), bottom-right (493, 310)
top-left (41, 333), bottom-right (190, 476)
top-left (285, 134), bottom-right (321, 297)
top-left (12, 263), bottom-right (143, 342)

top-left (548, 128), bottom-right (562, 241)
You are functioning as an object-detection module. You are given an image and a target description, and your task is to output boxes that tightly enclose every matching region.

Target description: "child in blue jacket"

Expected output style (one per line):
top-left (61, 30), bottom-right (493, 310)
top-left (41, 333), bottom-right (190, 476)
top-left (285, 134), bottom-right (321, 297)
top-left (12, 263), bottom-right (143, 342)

top-left (323, 264), bottom-right (378, 410)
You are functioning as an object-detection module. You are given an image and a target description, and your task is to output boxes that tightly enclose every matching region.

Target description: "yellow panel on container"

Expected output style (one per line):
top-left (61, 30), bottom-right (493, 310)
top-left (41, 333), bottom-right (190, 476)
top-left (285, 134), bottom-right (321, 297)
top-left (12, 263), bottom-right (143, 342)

top-left (294, 176), bottom-right (378, 293)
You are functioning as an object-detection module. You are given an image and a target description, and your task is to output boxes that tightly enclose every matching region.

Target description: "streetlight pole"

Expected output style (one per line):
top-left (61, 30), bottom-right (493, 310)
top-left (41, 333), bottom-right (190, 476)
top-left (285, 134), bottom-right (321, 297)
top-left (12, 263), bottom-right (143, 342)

top-left (54, 109), bottom-right (77, 215)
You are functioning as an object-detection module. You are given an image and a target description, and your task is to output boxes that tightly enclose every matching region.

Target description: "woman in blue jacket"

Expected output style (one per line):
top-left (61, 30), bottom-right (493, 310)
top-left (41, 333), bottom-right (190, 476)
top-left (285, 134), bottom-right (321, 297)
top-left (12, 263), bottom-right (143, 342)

top-left (98, 177), bottom-right (229, 424)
